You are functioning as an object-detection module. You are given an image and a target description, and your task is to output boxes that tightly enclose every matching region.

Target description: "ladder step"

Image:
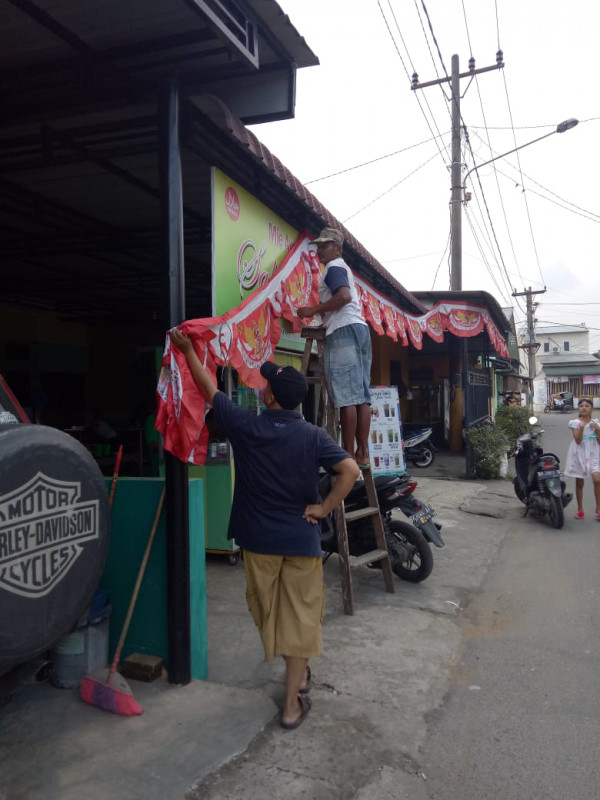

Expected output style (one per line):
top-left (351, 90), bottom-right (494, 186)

top-left (345, 506), bottom-right (381, 522)
top-left (349, 549), bottom-right (389, 568)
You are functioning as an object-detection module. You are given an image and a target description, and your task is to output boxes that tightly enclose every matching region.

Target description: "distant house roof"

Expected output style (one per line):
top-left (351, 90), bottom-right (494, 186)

top-left (535, 324), bottom-right (588, 335)
top-left (540, 351), bottom-right (600, 377)
top-left (540, 353), bottom-right (600, 366)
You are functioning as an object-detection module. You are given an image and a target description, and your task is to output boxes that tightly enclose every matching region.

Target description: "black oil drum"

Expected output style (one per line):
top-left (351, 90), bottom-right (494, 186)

top-left (0, 424), bottom-right (110, 676)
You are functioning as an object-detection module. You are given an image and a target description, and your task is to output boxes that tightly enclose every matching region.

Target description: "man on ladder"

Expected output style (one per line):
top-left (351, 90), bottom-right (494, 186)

top-left (298, 228), bottom-right (395, 615)
top-left (298, 227), bottom-right (372, 466)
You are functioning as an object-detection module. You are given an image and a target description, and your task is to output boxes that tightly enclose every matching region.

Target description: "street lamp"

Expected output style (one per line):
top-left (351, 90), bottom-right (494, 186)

top-left (463, 118), bottom-right (579, 194)
top-left (460, 117), bottom-right (578, 411)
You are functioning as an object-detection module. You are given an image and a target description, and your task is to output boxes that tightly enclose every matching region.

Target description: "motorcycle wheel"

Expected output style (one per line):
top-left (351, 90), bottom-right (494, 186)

top-left (513, 476), bottom-right (526, 503)
top-left (544, 405), bottom-right (551, 413)
top-left (548, 495), bottom-right (565, 529)
top-left (387, 520), bottom-right (433, 583)
top-left (413, 446), bottom-right (435, 468)
top-left (562, 404), bottom-right (573, 414)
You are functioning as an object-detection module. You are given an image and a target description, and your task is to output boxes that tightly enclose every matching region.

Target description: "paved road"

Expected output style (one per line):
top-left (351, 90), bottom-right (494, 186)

top-left (419, 412), bottom-right (600, 799)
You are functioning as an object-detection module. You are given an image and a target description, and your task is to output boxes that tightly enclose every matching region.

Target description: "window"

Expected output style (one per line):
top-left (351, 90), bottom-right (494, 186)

top-left (563, 341), bottom-right (570, 352)
top-left (543, 342), bottom-right (549, 352)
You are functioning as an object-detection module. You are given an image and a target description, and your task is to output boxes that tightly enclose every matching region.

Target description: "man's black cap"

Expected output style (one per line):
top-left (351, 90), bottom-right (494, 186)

top-left (260, 361), bottom-right (308, 410)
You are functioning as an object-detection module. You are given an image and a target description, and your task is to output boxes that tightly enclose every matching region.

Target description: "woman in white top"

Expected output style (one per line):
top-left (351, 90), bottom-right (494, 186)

top-left (564, 397), bottom-right (600, 520)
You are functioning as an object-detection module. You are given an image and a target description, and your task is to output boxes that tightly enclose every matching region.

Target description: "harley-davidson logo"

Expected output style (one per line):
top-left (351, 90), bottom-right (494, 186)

top-left (0, 472), bottom-right (99, 598)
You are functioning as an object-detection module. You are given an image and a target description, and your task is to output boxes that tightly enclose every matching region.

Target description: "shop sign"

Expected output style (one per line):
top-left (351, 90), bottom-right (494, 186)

top-left (0, 473), bottom-right (99, 598)
top-left (212, 168), bottom-right (298, 313)
top-left (582, 375), bottom-right (600, 384)
top-left (212, 168), bottom-right (306, 352)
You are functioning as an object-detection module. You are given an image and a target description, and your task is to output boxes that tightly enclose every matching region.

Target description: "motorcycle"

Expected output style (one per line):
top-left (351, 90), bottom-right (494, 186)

top-left (512, 416), bottom-right (573, 529)
top-left (403, 427), bottom-right (437, 468)
top-left (319, 471), bottom-right (444, 583)
top-left (544, 391), bottom-right (573, 414)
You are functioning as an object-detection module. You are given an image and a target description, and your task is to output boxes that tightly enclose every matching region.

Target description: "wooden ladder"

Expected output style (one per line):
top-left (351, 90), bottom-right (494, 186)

top-left (300, 327), bottom-right (395, 615)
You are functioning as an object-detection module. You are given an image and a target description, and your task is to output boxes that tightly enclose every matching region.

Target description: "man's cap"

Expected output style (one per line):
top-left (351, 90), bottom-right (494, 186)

top-left (260, 361), bottom-right (308, 410)
top-left (310, 227), bottom-right (344, 246)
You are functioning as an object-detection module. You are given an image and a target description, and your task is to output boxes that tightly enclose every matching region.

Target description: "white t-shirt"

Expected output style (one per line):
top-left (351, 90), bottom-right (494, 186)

top-left (318, 257), bottom-right (367, 335)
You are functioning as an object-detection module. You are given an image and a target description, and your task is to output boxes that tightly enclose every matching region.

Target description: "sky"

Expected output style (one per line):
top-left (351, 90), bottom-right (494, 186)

top-left (249, 0), bottom-right (600, 354)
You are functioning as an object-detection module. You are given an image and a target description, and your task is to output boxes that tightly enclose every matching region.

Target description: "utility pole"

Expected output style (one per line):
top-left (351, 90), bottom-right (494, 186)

top-left (513, 286), bottom-right (546, 407)
top-left (411, 54), bottom-right (503, 454)
top-left (412, 52), bottom-right (504, 290)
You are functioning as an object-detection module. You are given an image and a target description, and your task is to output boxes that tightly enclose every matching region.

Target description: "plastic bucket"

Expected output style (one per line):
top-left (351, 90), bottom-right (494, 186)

top-left (51, 596), bottom-right (111, 689)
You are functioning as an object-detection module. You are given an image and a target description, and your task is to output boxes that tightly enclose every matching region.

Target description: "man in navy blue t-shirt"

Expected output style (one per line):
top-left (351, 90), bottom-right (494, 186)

top-left (170, 328), bottom-right (359, 730)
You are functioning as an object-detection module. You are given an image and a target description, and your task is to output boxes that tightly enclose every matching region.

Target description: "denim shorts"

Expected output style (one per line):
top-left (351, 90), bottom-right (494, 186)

top-left (325, 323), bottom-right (372, 408)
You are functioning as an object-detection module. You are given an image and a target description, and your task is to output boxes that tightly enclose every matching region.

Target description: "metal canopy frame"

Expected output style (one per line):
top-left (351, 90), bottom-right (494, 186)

top-left (0, 0), bottom-right (318, 324)
top-left (1, 0), bottom-right (319, 688)
top-left (1, 0), bottom-right (314, 122)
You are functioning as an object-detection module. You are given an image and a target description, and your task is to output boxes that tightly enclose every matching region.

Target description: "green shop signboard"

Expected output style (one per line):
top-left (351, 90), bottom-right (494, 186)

top-left (212, 168), bottom-right (296, 312)
top-left (211, 168), bottom-right (306, 353)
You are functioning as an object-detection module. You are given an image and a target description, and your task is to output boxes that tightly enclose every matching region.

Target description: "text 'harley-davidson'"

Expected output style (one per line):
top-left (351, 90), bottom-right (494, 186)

top-left (319, 472), bottom-right (444, 583)
top-left (512, 416), bottom-right (572, 529)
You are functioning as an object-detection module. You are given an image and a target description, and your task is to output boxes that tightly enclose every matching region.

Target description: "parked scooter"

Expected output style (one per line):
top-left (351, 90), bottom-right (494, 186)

top-left (319, 472), bottom-right (444, 583)
top-left (512, 416), bottom-right (573, 529)
top-left (403, 427), bottom-right (437, 468)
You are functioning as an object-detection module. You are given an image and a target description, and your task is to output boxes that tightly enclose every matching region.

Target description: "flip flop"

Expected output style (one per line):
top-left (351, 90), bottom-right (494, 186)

top-left (575, 511), bottom-right (585, 519)
top-left (595, 513), bottom-right (600, 521)
top-left (280, 694), bottom-right (311, 730)
top-left (299, 664), bottom-right (311, 694)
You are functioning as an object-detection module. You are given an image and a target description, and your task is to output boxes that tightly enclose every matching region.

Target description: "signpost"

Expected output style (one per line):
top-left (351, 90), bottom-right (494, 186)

top-left (368, 386), bottom-right (405, 476)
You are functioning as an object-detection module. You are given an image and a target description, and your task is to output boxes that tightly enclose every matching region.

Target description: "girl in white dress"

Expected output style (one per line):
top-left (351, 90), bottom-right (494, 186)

top-left (564, 397), bottom-right (600, 519)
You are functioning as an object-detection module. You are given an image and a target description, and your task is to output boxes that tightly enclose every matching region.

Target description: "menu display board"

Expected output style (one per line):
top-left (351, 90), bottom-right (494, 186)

top-left (368, 386), bottom-right (405, 476)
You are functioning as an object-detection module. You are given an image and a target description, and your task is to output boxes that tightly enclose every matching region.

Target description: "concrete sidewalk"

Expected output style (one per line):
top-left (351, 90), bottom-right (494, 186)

top-left (1, 468), bottom-right (517, 800)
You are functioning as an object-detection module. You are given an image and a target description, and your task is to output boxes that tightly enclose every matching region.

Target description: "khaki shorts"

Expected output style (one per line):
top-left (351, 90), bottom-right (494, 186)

top-left (242, 550), bottom-right (325, 661)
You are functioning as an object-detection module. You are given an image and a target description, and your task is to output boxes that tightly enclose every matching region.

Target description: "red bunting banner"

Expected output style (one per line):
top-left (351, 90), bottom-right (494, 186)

top-left (156, 231), bottom-right (509, 463)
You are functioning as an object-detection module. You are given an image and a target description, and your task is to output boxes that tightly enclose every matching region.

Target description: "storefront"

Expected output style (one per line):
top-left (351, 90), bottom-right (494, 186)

top-left (1, 1), bottom-right (511, 682)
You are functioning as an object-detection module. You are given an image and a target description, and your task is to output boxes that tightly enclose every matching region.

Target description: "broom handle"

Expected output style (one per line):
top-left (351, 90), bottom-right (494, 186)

top-left (108, 486), bottom-right (166, 679)
top-left (108, 445), bottom-right (123, 510)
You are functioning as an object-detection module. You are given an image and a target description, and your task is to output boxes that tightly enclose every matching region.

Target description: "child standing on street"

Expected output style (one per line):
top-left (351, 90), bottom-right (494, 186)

top-left (564, 397), bottom-right (600, 520)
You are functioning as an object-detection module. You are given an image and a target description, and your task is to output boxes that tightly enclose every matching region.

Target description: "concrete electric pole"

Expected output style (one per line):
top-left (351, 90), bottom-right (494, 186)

top-left (411, 54), bottom-right (504, 454)
top-left (513, 287), bottom-right (546, 407)
top-left (412, 52), bottom-right (504, 290)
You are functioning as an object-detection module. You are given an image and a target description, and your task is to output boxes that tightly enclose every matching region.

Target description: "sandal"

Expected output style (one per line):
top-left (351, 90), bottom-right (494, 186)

top-left (280, 694), bottom-right (311, 730)
top-left (575, 510), bottom-right (585, 519)
top-left (595, 513), bottom-right (600, 521)
top-left (299, 664), bottom-right (311, 694)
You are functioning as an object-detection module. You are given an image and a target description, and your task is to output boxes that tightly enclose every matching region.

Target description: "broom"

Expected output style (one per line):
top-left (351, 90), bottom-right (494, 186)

top-left (80, 487), bottom-right (166, 715)
top-left (108, 444), bottom-right (123, 510)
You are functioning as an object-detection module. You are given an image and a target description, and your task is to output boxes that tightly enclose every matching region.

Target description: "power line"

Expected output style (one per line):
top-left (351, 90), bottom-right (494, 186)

top-left (464, 206), bottom-right (513, 305)
top-left (386, 0), bottom-right (453, 153)
top-left (341, 150), bottom-right (439, 223)
top-left (471, 116), bottom-right (600, 131)
top-left (490, 164), bottom-right (600, 224)
top-left (413, 0), bottom-right (443, 81)
top-left (376, 0), bottom-right (449, 166)
top-left (304, 133), bottom-right (446, 185)
top-left (464, 150), bottom-right (520, 306)
top-left (431, 224), bottom-right (451, 289)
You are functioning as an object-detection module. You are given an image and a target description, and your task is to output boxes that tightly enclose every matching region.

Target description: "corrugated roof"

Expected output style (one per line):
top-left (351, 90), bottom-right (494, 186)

top-left (540, 353), bottom-right (600, 365)
top-left (535, 324), bottom-right (588, 335)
